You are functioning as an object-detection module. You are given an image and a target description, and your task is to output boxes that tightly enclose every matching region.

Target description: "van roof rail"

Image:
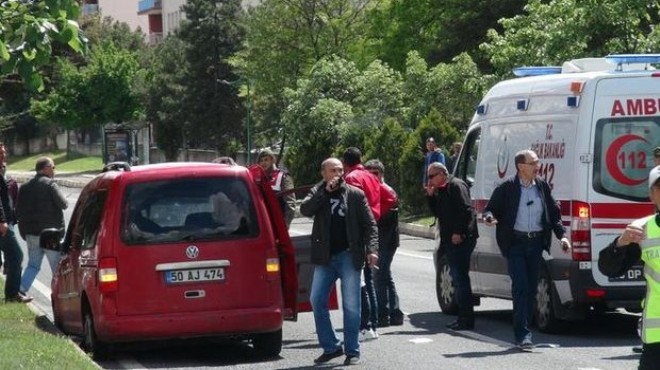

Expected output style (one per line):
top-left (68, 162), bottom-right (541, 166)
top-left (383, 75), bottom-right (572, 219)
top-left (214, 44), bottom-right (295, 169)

top-left (102, 162), bottom-right (132, 172)
top-left (512, 66), bottom-right (562, 77)
top-left (605, 54), bottom-right (660, 71)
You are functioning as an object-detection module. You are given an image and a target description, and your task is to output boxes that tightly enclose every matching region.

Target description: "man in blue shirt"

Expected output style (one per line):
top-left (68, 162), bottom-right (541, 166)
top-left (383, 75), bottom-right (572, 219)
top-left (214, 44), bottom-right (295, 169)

top-left (422, 137), bottom-right (445, 188)
top-left (483, 149), bottom-right (571, 350)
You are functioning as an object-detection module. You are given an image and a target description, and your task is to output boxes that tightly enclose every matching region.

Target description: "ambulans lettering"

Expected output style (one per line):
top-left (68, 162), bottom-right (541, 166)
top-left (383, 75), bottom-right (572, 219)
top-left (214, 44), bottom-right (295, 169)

top-left (611, 98), bottom-right (660, 117)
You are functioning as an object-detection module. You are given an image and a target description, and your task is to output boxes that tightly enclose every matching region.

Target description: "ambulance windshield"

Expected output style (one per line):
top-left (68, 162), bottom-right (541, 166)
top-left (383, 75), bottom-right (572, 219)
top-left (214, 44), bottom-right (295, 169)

top-left (593, 117), bottom-right (660, 202)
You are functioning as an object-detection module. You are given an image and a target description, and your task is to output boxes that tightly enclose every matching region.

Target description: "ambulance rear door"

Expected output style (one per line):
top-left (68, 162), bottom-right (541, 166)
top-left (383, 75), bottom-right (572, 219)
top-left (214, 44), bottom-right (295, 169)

top-left (589, 73), bottom-right (660, 288)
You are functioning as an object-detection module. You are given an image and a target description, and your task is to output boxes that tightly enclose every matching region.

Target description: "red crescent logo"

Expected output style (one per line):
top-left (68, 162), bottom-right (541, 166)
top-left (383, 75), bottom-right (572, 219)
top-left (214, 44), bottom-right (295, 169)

top-left (497, 138), bottom-right (509, 178)
top-left (605, 134), bottom-right (648, 186)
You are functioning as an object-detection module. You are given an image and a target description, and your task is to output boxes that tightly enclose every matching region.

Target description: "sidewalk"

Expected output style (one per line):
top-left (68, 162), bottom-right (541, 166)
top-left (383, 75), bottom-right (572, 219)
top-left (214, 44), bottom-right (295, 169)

top-left (7, 170), bottom-right (436, 240)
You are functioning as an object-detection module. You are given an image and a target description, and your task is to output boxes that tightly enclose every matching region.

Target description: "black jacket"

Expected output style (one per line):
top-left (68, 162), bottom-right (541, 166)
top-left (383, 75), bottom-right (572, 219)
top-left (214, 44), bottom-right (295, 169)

top-left (300, 181), bottom-right (378, 271)
top-left (16, 174), bottom-right (68, 240)
top-left (0, 176), bottom-right (15, 224)
top-left (484, 175), bottom-right (565, 257)
top-left (426, 176), bottom-right (478, 243)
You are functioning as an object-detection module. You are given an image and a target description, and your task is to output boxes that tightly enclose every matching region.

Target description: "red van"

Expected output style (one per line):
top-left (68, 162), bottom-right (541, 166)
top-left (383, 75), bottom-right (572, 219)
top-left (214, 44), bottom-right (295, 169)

top-left (51, 162), bottom-right (308, 359)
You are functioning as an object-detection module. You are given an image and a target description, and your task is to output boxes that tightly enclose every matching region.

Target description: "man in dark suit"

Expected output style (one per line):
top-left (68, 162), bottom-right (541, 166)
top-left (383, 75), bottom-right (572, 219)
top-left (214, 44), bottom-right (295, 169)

top-left (483, 149), bottom-right (570, 349)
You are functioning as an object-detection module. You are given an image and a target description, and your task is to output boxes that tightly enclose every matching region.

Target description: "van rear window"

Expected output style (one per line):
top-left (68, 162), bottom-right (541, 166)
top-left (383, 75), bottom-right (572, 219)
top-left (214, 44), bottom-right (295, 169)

top-left (593, 117), bottom-right (660, 202)
top-left (120, 177), bottom-right (258, 245)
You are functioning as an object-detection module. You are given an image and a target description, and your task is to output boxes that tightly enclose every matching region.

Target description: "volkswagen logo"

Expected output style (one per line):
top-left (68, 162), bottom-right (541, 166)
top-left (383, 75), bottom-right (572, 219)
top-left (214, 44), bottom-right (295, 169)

top-left (186, 245), bottom-right (199, 259)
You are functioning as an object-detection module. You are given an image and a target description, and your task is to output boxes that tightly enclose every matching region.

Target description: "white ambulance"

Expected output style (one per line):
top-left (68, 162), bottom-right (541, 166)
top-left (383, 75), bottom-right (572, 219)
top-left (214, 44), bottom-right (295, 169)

top-left (437, 54), bottom-right (660, 333)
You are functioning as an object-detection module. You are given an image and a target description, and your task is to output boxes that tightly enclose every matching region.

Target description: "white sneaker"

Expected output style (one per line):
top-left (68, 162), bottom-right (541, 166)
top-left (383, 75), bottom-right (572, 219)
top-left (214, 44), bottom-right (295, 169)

top-left (358, 328), bottom-right (378, 342)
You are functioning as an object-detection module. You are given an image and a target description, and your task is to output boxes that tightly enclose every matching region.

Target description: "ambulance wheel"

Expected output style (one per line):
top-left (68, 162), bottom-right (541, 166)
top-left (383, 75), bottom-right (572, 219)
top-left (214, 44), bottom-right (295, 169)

top-left (534, 271), bottom-right (564, 333)
top-left (436, 254), bottom-right (458, 315)
top-left (253, 329), bottom-right (282, 358)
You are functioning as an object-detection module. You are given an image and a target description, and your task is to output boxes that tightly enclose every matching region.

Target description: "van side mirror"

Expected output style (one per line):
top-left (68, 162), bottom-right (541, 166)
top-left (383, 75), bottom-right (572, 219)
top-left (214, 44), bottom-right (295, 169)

top-left (40, 228), bottom-right (63, 252)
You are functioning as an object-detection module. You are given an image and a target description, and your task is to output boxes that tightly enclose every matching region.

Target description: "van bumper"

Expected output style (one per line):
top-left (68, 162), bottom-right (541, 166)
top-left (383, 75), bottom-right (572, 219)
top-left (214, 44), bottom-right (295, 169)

top-left (94, 307), bottom-right (284, 342)
top-left (551, 259), bottom-right (645, 310)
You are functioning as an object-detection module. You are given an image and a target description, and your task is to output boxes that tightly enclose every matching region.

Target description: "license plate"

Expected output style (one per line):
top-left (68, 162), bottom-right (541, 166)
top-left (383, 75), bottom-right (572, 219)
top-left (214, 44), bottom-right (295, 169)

top-left (165, 268), bottom-right (225, 284)
top-left (608, 265), bottom-right (644, 282)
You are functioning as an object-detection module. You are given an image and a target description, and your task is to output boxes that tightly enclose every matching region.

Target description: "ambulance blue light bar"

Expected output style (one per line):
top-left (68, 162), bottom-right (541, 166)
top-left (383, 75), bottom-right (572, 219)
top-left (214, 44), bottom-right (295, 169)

top-left (512, 66), bottom-right (562, 77)
top-left (605, 54), bottom-right (660, 65)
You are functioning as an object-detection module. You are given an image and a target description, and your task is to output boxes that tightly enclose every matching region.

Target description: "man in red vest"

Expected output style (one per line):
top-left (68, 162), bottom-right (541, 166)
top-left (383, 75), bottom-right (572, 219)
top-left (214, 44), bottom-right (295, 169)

top-left (257, 148), bottom-right (296, 228)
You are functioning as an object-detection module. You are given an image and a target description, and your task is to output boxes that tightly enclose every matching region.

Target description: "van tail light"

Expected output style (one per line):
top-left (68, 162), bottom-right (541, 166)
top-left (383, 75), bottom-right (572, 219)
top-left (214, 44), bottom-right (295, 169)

top-left (98, 257), bottom-right (118, 293)
top-left (266, 246), bottom-right (280, 281)
top-left (570, 201), bottom-right (592, 261)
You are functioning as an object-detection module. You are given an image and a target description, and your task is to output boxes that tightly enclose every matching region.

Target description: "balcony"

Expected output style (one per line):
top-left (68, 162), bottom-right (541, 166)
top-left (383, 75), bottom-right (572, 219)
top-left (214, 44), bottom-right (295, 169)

top-left (148, 33), bottom-right (163, 45)
top-left (138, 0), bottom-right (162, 15)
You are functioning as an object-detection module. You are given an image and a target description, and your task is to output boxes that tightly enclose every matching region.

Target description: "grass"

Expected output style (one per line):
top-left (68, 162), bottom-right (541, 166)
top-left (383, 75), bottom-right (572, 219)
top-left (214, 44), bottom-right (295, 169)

top-left (0, 282), bottom-right (97, 369)
top-left (400, 215), bottom-right (435, 226)
top-left (7, 150), bottom-right (103, 173)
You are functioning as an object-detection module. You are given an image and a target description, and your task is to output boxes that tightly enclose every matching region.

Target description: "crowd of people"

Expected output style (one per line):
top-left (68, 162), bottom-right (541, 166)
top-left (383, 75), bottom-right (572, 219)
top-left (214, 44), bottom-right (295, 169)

top-left (1, 140), bottom-right (658, 369)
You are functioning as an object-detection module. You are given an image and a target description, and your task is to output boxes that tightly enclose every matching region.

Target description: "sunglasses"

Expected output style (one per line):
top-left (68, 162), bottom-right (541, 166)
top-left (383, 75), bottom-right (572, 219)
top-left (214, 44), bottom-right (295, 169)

top-left (428, 172), bottom-right (442, 179)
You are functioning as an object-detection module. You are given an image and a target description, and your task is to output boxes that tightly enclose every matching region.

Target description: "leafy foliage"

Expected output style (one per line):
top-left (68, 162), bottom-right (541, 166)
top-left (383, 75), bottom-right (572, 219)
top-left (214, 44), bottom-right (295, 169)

top-left (175, 0), bottom-right (246, 151)
top-left (0, 0), bottom-right (86, 91)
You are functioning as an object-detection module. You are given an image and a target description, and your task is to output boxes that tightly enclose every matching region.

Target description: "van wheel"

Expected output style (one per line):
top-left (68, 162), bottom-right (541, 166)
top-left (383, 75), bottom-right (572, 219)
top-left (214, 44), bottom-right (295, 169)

top-left (534, 272), bottom-right (564, 333)
top-left (82, 310), bottom-right (112, 360)
top-left (253, 329), bottom-right (282, 358)
top-left (52, 300), bottom-right (64, 332)
top-left (436, 254), bottom-right (458, 315)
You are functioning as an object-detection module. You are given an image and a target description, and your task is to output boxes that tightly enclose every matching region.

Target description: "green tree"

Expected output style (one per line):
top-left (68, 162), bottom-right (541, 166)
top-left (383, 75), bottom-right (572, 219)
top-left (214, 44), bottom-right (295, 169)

top-left (236, 0), bottom-right (376, 150)
top-left (30, 42), bottom-right (142, 131)
top-left (139, 37), bottom-right (188, 161)
top-left (176, 0), bottom-right (246, 151)
top-left (0, 0), bottom-right (85, 91)
top-left (397, 109), bottom-right (460, 214)
top-left (363, 117), bottom-right (408, 193)
top-left (481, 0), bottom-right (660, 75)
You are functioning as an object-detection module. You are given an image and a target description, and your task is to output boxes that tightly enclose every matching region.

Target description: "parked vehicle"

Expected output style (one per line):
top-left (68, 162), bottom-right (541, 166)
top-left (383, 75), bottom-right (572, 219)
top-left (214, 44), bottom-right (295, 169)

top-left (436, 54), bottom-right (659, 333)
top-left (51, 161), bottom-right (326, 359)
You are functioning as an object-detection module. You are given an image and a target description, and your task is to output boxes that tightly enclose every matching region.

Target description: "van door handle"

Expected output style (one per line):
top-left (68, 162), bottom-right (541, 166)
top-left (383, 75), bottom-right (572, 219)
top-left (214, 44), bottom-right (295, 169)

top-left (184, 290), bottom-right (206, 299)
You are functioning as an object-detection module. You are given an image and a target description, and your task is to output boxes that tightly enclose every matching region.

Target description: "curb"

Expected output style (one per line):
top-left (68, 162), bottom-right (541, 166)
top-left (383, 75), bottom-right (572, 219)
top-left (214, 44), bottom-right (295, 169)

top-left (399, 222), bottom-right (435, 239)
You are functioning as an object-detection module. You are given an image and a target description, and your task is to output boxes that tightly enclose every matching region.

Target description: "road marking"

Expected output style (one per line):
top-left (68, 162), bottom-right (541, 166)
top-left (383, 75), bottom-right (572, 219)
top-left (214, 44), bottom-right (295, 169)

top-left (33, 279), bottom-right (52, 300)
top-left (396, 250), bottom-right (433, 260)
top-left (409, 337), bottom-right (433, 344)
top-left (453, 330), bottom-right (514, 348)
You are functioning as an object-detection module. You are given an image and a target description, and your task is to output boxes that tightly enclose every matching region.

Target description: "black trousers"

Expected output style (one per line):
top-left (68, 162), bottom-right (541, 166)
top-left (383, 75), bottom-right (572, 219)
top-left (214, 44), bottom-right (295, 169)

top-left (639, 342), bottom-right (660, 370)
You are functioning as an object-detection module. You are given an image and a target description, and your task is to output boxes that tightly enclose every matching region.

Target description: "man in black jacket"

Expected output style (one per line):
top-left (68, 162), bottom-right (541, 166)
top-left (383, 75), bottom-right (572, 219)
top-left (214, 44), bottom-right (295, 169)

top-left (0, 143), bottom-right (31, 303)
top-left (426, 162), bottom-right (478, 330)
top-left (16, 157), bottom-right (68, 295)
top-left (483, 149), bottom-right (570, 349)
top-left (300, 157), bottom-right (378, 366)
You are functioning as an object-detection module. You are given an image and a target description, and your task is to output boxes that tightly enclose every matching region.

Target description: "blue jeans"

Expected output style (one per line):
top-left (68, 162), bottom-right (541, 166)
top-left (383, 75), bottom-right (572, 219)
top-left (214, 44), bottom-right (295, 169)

top-left (507, 236), bottom-right (544, 343)
top-left (374, 234), bottom-right (401, 320)
top-left (0, 228), bottom-right (24, 297)
top-left (444, 237), bottom-right (476, 324)
top-left (20, 234), bottom-right (61, 293)
top-left (310, 250), bottom-right (361, 357)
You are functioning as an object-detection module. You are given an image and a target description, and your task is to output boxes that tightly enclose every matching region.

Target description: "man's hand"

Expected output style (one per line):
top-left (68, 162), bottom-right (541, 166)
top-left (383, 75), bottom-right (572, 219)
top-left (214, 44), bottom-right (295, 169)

top-left (451, 233), bottom-right (464, 245)
top-left (425, 184), bottom-right (435, 196)
top-left (616, 224), bottom-right (645, 247)
top-left (483, 213), bottom-right (498, 226)
top-left (0, 222), bottom-right (8, 236)
top-left (325, 176), bottom-right (342, 193)
top-left (367, 253), bottom-right (379, 269)
top-left (560, 237), bottom-right (571, 253)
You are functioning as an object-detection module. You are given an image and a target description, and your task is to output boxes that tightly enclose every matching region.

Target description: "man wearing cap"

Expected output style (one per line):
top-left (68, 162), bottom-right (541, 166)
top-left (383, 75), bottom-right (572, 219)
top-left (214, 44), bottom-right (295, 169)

top-left (653, 147), bottom-right (660, 167)
top-left (257, 148), bottom-right (295, 228)
top-left (599, 165), bottom-right (660, 369)
top-left (16, 157), bottom-right (68, 295)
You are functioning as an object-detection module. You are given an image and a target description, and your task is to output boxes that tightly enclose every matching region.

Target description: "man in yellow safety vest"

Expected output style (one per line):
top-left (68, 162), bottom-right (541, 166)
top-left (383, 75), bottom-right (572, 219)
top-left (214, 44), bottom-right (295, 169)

top-left (599, 165), bottom-right (660, 370)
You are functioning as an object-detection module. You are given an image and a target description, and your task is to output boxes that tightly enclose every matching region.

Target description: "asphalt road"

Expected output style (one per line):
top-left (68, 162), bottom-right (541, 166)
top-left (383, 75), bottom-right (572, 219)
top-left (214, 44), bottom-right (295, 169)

top-left (21, 187), bottom-right (642, 370)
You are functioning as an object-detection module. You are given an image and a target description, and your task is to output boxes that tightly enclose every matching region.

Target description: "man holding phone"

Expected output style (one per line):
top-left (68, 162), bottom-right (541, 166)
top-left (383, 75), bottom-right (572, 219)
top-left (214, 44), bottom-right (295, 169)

top-left (300, 157), bottom-right (379, 366)
top-left (483, 149), bottom-right (570, 350)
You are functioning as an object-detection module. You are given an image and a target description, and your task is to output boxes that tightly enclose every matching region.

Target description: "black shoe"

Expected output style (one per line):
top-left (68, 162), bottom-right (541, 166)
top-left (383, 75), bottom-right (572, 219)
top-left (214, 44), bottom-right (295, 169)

top-left (446, 321), bottom-right (474, 331)
top-left (378, 315), bottom-right (390, 327)
top-left (344, 355), bottom-right (361, 365)
top-left (314, 348), bottom-right (343, 364)
top-left (389, 314), bottom-right (404, 326)
top-left (5, 293), bottom-right (33, 303)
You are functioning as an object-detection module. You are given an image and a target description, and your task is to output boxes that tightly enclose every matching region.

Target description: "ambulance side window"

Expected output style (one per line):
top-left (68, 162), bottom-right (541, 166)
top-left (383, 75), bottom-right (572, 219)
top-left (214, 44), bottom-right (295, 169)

top-left (455, 128), bottom-right (481, 187)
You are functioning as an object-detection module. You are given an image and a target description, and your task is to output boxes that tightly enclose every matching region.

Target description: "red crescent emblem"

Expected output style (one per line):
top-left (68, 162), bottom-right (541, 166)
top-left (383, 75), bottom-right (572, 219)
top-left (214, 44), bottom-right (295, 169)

top-left (605, 134), bottom-right (648, 186)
